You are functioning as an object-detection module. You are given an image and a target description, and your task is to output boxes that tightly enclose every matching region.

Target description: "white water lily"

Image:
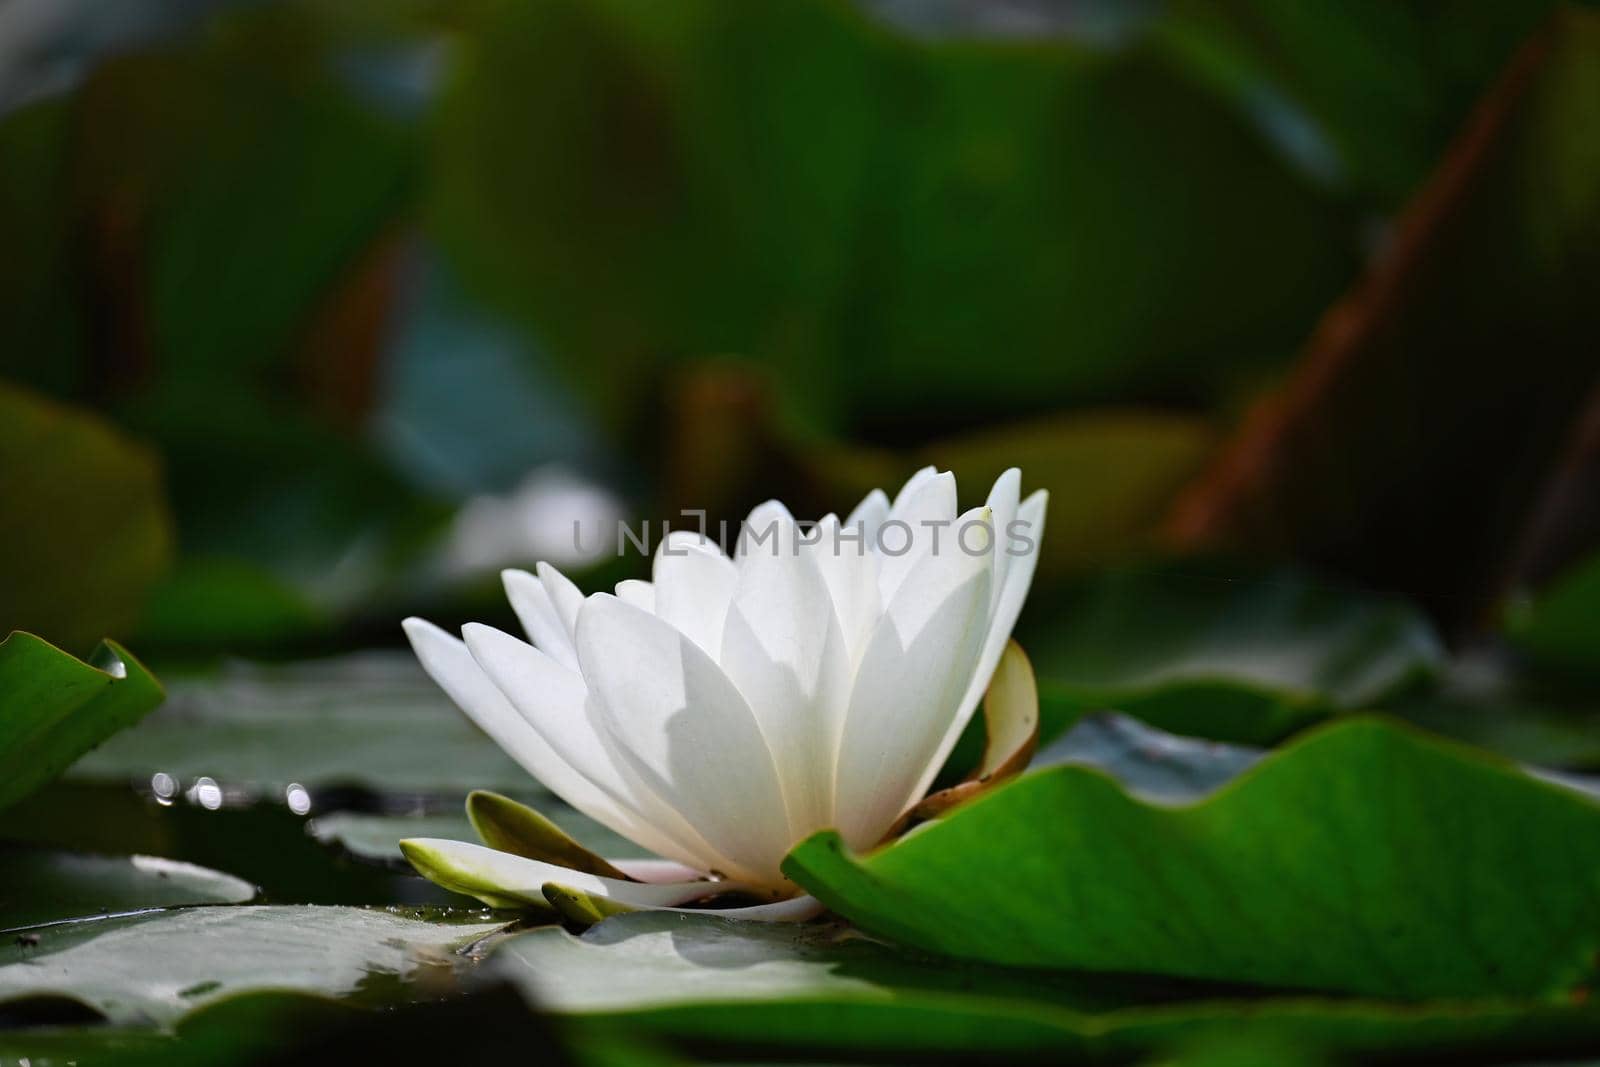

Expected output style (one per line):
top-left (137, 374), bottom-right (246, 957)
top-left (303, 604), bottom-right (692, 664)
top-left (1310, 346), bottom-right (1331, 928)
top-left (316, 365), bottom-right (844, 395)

top-left (401, 466), bottom-right (1046, 920)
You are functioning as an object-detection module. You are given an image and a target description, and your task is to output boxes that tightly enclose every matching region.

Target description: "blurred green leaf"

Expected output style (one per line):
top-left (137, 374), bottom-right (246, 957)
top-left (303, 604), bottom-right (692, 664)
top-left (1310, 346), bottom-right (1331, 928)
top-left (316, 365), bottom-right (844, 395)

top-left (0, 632), bottom-right (164, 812)
top-left (0, 101), bottom-right (86, 395)
top-left (0, 384), bottom-right (173, 653)
top-left (69, 652), bottom-right (532, 796)
top-left (786, 718), bottom-right (1600, 997)
top-left (1155, 0), bottom-right (1562, 204)
top-left (0, 905), bottom-right (503, 1027)
top-left (1507, 551), bottom-right (1600, 685)
top-left (499, 911), bottom-right (1600, 1062)
top-left (1020, 566), bottom-right (1443, 743)
top-left (1, 848), bottom-right (255, 929)
top-left (432, 0), bottom-right (1353, 429)
top-left (1164, 9), bottom-right (1600, 629)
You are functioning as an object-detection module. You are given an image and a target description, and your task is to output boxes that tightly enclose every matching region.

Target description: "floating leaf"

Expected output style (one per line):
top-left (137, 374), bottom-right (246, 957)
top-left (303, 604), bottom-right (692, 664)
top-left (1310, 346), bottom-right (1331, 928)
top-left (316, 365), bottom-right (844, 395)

top-left (786, 718), bottom-right (1600, 998)
top-left (0, 633), bottom-right (164, 812)
top-left (496, 912), bottom-right (1600, 1062)
top-left (69, 652), bottom-right (532, 795)
top-left (1, 848), bottom-right (255, 929)
top-left (0, 906), bottom-right (504, 1027)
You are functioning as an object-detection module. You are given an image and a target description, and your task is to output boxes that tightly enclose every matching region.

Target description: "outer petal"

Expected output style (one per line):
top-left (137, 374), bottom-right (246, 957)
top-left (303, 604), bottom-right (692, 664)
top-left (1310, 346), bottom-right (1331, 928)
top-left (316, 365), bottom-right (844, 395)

top-left (875, 470), bottom-right (958, 604)
top-left (462, 622), bottom-right (729, 874)
top-left (577, 594), bottom-right (795, 886)
top-left (403, 618), bottom-right (645, 850)
top-left (653, 531), bottom-right (738, 657)
top-left (401, 838), bottom-right (737, 910)
top-left (918, 487), bottom-right (1048, 798)
top-left (503, 569), bottom-right (579, 671)
top-left (720, 507), bottom-right (852, 838)
top-left (832, 508), bottom-right (994, 849)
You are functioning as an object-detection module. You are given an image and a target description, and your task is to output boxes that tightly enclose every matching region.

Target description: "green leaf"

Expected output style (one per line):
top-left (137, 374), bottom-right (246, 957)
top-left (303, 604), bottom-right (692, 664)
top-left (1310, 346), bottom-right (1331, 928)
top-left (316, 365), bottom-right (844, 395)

top-left (1, 848), bottom-right (255, 929)
top-left (496, 912), bottom-right (1600, 1062)
top-left (0, 385), bottom-right (173, 654)
top-left (0, 633), bottom-right (165, 812)
top-left (1021, 566), bottom-right (1444, 744)
top-left (69, 652), bottom-right (533, 795)
top-left (1507, 551), bottom-right (1600, 685)
top-left (0, 906), bottom-right (504, 1027)
top-left (785, 717), bottom-right (1600, 998)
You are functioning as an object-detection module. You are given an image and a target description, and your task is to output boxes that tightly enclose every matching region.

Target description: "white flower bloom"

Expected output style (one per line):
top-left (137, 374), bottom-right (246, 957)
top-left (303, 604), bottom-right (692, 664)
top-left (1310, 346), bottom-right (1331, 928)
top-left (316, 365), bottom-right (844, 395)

top-left (402, 467), bottom-right (1046, 919)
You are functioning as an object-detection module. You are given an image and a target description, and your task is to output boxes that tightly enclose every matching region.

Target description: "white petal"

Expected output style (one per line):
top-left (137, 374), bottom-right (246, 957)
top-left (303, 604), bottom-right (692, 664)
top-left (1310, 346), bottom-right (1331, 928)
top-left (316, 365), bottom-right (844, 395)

top-left (983, 468), bottom-right (1021, 613)
top-left (503, 569), bottom-right (579, 671)
top-left (721, 509), bottom-right (851, 838)
top-left (615, 578), bottom-right (655, 613)
top-left (461, 622), bottom-right (728, 873)
top-left (401, 838), bottom-right (736, 908)
top-left (577, 594), bottom-right (793, 886)
top-left (809, 513), bottom-right (881, 663)
top-left (919, 487), bottom-right (1048, 797)
top-left (734, 499), bottom-right (795, 560)
top-left (537, 562), bottom-right (585, 638)
top-left (833, 514), bottom-right (994, 849)
top-left (875, 470), bottom-right (958, 603)
top-left (403, 618), bottom-right (642, 847)
top-left (653, 530), bottom-right (738, 657)
top-left (845, 488), bottom-right (890, 548)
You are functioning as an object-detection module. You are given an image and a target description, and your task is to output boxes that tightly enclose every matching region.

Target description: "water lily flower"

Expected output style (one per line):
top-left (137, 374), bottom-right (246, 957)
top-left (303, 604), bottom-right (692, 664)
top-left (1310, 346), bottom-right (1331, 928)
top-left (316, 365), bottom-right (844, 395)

top-left (401, 467), bottom-right (1046, 921)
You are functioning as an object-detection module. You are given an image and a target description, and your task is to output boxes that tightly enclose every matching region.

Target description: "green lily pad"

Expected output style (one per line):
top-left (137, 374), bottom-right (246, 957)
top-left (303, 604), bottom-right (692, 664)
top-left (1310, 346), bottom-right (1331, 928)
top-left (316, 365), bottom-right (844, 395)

top-left (1, 848), bottom-right (255, 929)
top-left (786, 717), bottom-right (1600, 999)
top-left (496, 912), bottom-right (1600, 1062)
top-left (68, 652), bottom-right (534, 795)
top-left (0, 632), bottom-right (165, 812)
top-left (0, 905), bottom-right (505, 1027)
top-left (1020, 566), bottom-right (1445, 743)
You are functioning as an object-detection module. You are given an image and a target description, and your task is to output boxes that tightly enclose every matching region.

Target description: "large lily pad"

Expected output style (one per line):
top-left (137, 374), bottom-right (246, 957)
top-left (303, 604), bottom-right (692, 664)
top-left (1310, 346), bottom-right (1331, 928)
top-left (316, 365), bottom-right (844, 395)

top-left (1020, 566), bottom-right (1444, 743)
top-left (496, 912), bottom-right (1600, 1062)
top-left (1, 848), bottom-right (256, 929)
top-left (0, 906), bottom-right (505, 1027)
top-left (0, 632), bottom-right (165, 812)
top-left (786, 717), bottom-right (1600, 999)
top-left (68, 652), bottom-right (534, 795)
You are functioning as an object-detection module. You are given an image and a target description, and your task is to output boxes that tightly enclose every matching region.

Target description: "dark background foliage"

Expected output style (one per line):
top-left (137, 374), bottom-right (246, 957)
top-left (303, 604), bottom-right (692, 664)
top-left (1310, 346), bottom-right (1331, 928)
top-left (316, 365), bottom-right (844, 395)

top-left (2, 1), bottom-right (1599, 1064)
